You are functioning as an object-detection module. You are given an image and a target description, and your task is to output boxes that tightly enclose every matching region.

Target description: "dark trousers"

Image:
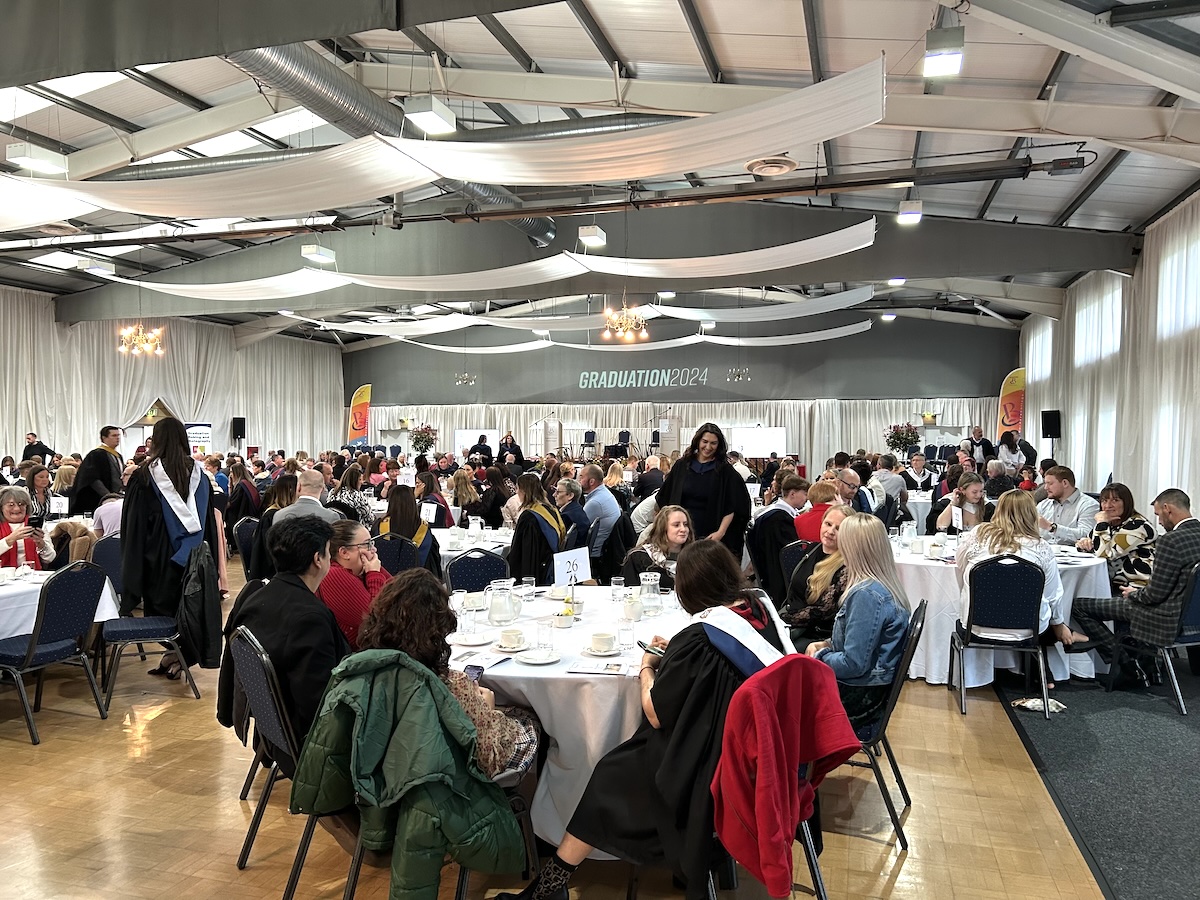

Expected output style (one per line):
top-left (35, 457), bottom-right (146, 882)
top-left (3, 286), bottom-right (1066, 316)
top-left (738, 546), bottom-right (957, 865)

top-left (1071, 595), bottom-right (1134, 664)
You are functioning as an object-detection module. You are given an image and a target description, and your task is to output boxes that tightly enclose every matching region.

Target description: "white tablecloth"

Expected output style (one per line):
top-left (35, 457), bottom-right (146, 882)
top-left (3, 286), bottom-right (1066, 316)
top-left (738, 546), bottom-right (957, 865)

top-left (905, 493), bottom-right (933, 533)
top-left (439, 533), bottom-right (514, 566)
top-left (369, 498), bottom-right (461, 527)
top-left (456, 586), bottom-right (690, 856)
top-left (899, 550), bottom-right (1110, 687)
top-left (0, 573), bottom-right (120, 641)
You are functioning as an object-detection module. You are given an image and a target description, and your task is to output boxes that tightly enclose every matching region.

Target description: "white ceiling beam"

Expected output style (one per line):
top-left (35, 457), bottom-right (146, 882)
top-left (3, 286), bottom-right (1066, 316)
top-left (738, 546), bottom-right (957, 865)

top-left (943, 0), bottom-right (1200, 106)
top-left (899, 277), bottom-right (1064, 306)
top-left (888, 307), bottom-right (1018, 330)
top-left (233, 305), bottom-right (363, 349)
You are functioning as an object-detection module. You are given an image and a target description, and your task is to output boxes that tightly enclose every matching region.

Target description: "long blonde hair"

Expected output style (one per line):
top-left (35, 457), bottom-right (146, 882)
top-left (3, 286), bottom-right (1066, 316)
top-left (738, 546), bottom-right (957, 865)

top-left (450, 468), bottom-right (480, 506)
top-left (973, 489), bottom-right (1039, 555)
top-left (52, 465), bottom-right (77, 492)
top-left (807, 505), bottom-right (850, 601)
top-left (835, 513), bottom-right (910, 611)
top-left (604, 461), bottom-right (625, 488)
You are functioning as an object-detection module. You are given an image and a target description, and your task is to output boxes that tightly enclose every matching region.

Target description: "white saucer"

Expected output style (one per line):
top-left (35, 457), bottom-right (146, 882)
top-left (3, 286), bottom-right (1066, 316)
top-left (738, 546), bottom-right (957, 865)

top-left (515, 652), bottom-right (561, 666)
top-left (494, 641), bottom-right (531, 653)
top-left (449, 632), bottom-right (492, 646)
top-left (581, 648), bottom-right (622, 658)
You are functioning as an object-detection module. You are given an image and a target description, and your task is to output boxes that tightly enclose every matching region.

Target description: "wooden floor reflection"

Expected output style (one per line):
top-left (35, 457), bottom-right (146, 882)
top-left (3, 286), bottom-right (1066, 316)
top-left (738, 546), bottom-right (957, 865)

top-left (0, 582), bottom-right (1102, 899)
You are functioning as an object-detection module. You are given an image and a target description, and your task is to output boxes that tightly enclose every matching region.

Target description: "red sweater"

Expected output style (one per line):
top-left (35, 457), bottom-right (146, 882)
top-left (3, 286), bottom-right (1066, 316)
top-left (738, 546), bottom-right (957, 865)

top-left (316, 562), bottom-right (390, 650)
top-left (793, 503), bottom-right (832, 543)
top-left (711, 655), bottom-right (860, 898)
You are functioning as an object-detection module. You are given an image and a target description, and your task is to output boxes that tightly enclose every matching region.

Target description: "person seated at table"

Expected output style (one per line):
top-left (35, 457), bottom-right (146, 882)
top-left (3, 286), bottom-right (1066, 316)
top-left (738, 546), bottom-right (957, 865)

top-left (92, 493), bottom-right (125, 539)
top-left (630, 490), bottom-right (660, 536)
top-left (954, 491), bottom-right (1085, 680)
top-left (604, 461), bottom-right (632, 512)
top-left (247, 474), bottom-right (298, 580)
top-left (364, 456), bottom-right (386, 487)
top-left (478, 465), bottom-right (513, 530)
top-left (449, 468), bottom-right (485, 524)
top-left (934, 463), bottom-right (963, 500)
top-left (983, 459), bottom-right (1016, 499)
top-left (1017, 464), bottom-right (1038, 492)
top-left (622, 505), bottom-right (694, 590)
top-left (329, 463), bottom-right (374, 528)
top-left (834, 465), bottom-right (872, 515)
top-left (793, 480), bottom-right (840, 542)
top-left (902, 453), bottom-right (936, 492)
top-left (316, 520), bottom-right (390, 650)
top-left (805, 514), bottom-right (911, 727)
top-left (1075, 482), bottom-right (1156, 590)
top-left (494, 539), bottom-right (794, 900)
top-left (931, 472), bottom-right (994, 535)
top-left (1036, 465), bottom-right (1101, 546)
top-left (508, 474), bottom-right (566, 585)
top-left (553, 478), bottom-right (591, 551)
top-left (415, 471), bottom-right (454, 528)
top-left (866, 454), bottom-right (907, 510)
top-left (51, 464), bottom-right (77, 500)
top-left (782, 504), bottom-right (850, 651)
top-left (225, 462), bottom-right (261, 542)
top-left (0, 455), bottom-right (17, 483)
top-left (377, 484), bottom-right (442, 577)
top-left (274, 470), bottom-right (341, 528)
top-left (24, 465), bottom-right (57, 520)
top-left (1032, 458), bottom-right (1057, 503)
top-left (633, 454), bottom-right (664, 500)
top-left (373, 458), bottom-right (401, 500)
top-left (0, 486), bottom-right (56, 569)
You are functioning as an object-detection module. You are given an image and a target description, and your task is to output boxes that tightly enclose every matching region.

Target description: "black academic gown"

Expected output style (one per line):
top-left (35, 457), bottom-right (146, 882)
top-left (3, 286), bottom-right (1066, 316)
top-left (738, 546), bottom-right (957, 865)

top-left (247, 507), bottom-right (280, 580)
top-left (508, 506), bottom-right (563, 585)
top-left (71, 446), bottom-right (123, 515)
top-left (659, 458), bottom-right (751, 558)
top-left (751, 506), bottom-right (801, 605)
top-left (120, 465), bottom-right (218, 618)
top-left (620, 547), bottom-right (676, 590)
top-left (569, 609), bottom-right (787, 900)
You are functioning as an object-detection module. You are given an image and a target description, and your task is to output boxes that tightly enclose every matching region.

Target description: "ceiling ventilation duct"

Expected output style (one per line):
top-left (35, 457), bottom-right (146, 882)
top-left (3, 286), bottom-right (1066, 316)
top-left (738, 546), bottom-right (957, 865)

top-left (223, 42), bottom-right (557, 247)
top-left (745, 155), bottom-right (797, 177)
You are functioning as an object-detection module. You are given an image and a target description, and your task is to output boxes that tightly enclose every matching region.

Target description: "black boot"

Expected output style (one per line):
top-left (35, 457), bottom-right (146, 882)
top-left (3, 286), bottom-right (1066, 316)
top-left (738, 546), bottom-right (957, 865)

top-left (1149, 655), bottom-right (1165, 686)
top-left (494, 854), bottom-right (575, 900)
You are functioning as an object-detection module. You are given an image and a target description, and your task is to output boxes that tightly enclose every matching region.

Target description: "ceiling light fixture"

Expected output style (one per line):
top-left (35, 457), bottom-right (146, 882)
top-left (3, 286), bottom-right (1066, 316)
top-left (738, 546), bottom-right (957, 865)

top-left (886, 277), bottom-right (906, 287)
top-left (5, 142), bottom-right (68, 175)
top-left (76, 258), bottom-right (117, 277)
top-left (278, 308), bottom-right (294, 316)
top-left (881, 313), bottom-right (897, 322)
top-left (896, 200), bottom-right (923, 225)
top-left (118, 323), bottom-right (164, 357)
top-left (454, 371), bottom-right (477, 386)
top-left (727, 366), bottom-right (751, 383)
top-left (578, 224), bottom-right (607, 248)
top-left (301, 244), bottom-right (336, 265)
top-left (700, 319), bottom-right (716, 330)
top-left (532, 328), bottom-right (551, 337)
top-left (656, 290), bottom-right (676, 299)
top-left (600, 295), bottom-right (649, 341)
top-left (923, 25), bottom-right (965, 78)
top-left (404, 94), bottom-right (457, 136)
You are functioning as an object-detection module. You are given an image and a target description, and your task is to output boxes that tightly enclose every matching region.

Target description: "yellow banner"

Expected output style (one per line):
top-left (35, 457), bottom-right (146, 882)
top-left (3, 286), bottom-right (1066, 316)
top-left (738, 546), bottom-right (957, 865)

top-left (996, 368), bottom-right (1025, 441)
top-left (347, 383), bottom-right (371, 447)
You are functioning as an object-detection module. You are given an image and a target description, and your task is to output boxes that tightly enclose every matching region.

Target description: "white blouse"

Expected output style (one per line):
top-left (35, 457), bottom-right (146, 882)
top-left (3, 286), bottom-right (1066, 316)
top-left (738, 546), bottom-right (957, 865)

top-left (997, 445), bottom-right (1024, 475)
top-left (955, 533), bottom-right (1063, 639)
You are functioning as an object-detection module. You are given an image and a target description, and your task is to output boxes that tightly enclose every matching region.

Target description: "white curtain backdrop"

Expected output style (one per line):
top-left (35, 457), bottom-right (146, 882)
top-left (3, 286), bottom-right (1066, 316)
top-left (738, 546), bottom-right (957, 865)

top-left (367, 397), bottom-right (997, 481)
top-left (1021, 190), bottom-right (1200, 504)
top-left (0, 288), bottom-right (343, 459)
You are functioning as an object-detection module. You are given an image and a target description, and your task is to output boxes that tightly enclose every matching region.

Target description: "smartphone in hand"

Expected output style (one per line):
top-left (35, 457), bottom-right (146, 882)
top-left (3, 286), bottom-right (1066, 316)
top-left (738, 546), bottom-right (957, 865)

top-left (27, 516), bottom-right (44, 531)
top-left (637, 641), bottom-right (664, 657)
top-left (464, 664), bottom-right (484, 683)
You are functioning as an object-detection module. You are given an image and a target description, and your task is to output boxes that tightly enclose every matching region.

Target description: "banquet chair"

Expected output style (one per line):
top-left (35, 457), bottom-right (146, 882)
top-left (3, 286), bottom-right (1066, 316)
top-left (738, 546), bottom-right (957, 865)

top-left (874, 494), bottom-right (898, 529)
top-left (102, 602), bottom-right (200, 712)
top-left (325, 500), bottom-right (357, 521)
top-left (779, 539), bottom-right (814, 586)
top-left (446, 548), bottom-right (510, 592)
top-left (233, 517), bottom-right (259, 580)
top-left (1104, 561), bottom-right (1200, 715)
top-left (563, 523), bottom-right (579, 552)
top-left (374, 533), bottom-right (418, 576)
top-left (451, 765), bottom-right (541, 900)
top-left (89, 534), bottom-right (143, 683)
top-left (844, 600), bottom-right (927, 852)
top-left (0, 561), bottom-right (108, 745)
top-left (949, 555), bottom-right (1049, 719)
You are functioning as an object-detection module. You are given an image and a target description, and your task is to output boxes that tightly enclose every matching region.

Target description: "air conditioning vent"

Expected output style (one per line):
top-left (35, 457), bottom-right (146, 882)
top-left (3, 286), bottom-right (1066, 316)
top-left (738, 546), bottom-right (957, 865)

top-left (37, 221), bottom-right (83, 236)
top-left (745, 155), bottom-right (798, 177)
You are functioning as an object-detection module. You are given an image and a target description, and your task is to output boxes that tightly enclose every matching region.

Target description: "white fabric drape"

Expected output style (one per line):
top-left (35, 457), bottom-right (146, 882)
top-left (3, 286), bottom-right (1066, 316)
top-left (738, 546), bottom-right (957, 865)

top-left (367, 397), bottom-right (997, 482)
top-left (653, 286), bottom-right (873, 321)
top-left (0, 288), bottom-right (66, 456)
top-left (0, 60), bottom-right (885, 230)
top-left (104, 268), bottom-right (352, 300)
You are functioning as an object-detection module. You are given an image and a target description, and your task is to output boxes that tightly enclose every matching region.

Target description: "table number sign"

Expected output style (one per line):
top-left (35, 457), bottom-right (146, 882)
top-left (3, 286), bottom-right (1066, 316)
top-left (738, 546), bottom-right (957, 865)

top-left (553, 547), bottom-right (591, 587)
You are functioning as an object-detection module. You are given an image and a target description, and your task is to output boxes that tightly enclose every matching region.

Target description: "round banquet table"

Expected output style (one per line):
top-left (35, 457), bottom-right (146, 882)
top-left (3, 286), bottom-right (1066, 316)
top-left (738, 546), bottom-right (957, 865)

top-left (0, 570), bottom-right (120, 641)
top-left (905, 492), bottom-right (933, 533)
top-left (898, 547), bottom-right (1110, 687)
top-left (451, 585), bottom-right (691, 857)
top-left (438, 531), bottom-right (513, 566)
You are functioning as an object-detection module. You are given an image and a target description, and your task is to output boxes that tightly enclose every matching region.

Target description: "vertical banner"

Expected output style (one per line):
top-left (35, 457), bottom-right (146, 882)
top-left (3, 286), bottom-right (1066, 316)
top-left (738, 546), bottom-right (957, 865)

top-left (996, 368), bottom-right (1026, 440)
top-left (347, 383), bottom-right (372, 449)
top-left (185, 423), bottom-right (213, 455)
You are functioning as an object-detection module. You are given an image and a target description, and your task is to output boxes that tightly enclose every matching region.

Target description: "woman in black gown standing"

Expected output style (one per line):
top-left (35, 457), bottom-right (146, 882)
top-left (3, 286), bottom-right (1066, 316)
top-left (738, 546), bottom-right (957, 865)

top-left (656, 423), bottom-right (751, 559)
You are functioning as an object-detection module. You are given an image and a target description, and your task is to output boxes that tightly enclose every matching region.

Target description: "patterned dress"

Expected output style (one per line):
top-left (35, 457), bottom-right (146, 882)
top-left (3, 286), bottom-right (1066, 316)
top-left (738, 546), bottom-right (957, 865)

top-left (1087, 513), bottom-right (1156, 588)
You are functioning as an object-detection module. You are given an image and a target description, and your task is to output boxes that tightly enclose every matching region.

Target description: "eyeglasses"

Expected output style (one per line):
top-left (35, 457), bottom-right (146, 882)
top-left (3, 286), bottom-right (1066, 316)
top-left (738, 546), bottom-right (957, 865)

top-left (346, 539), bottom-right (376, 550)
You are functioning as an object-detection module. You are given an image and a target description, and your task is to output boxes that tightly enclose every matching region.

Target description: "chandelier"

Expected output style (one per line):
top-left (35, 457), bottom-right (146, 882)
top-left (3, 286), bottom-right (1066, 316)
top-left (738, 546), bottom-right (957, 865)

top-left (601, 297), bottom-right (649, 341)
top-left (454, 371), bottom-right (477, 386)
top-left (727, 366), bottom-right (751, 382)
top-left (118, 324), bottom-right (164, 356)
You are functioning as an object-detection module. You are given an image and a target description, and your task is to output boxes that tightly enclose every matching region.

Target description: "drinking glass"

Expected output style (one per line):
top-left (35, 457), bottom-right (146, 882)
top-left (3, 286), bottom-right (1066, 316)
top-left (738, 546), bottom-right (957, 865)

top-left (618, 618), bottom-right (636, 650)
top-left (610, 576), bottom-right (625, 602)
top-left (537, 621), bottom-right (554, 650)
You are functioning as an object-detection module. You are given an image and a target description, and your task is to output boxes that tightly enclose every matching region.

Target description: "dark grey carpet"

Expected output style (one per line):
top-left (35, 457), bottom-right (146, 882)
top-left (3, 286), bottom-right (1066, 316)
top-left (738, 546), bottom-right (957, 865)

top-left (994, 658), bottom-right (1200, 900)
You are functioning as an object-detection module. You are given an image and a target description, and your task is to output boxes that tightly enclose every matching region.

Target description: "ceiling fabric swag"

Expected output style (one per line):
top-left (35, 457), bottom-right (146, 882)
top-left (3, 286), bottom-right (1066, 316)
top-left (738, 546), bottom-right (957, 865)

top-left (343, 255), bottom-right (590, 291)
top-left (375, 57), bottom-right (886, 186)
top-left (284, 308), bottom-right (662, 337)
top-left (101, 268), bottom-right (352, 300)
top-left (653, 285), bottom-right (873, 321)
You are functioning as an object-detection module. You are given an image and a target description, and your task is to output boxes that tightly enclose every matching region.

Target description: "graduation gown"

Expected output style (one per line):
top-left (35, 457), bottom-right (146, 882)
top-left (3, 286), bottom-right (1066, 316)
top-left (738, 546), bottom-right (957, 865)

top-left (70, 445), bottom-right (123, 515)
top-left (120, 464), bottom-right (218, 618)
top-left (247, 507), bottom-right (280, 580)
top-left (751, 507), bottom-right (801, 605)
top-left (659, 458), bottom-right (751, 558)
top-left (508, 504), bottom-right (565, 584)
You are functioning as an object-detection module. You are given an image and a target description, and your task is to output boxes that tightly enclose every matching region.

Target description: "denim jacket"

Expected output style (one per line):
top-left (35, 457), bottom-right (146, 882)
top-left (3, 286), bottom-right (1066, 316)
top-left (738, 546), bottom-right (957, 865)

top-left (815, 579), bottom-right (908, 686)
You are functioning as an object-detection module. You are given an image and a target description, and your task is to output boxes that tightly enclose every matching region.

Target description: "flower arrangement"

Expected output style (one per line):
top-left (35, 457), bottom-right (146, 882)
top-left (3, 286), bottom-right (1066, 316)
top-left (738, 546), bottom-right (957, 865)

top-left (410, 423), bottom-right (438, 455)
top-left (884, 423), bottom-right (921, 454)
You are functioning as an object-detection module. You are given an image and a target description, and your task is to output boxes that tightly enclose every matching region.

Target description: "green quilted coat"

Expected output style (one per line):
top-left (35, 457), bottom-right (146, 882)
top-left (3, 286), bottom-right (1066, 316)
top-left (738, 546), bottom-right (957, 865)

top-left (289, 649), bottom-right (525, 899)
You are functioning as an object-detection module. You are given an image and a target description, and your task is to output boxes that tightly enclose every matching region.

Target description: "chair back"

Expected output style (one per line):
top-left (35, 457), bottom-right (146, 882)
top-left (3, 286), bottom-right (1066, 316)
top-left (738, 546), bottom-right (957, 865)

top-left (964, 554), bottom-right (1044, 635)
top-left (874, 494), bottom-right (897, 529)
top-left (21, 561), bottom-right (107, 667)
top-left (585, 518), bottom-right (600, 554)
top-left (446, 548), bottom-right (511, 592)
top-left (229, 625), bottom-right (301, 766)
top-left (618, 430), bottom-right (632, 444)
top-left (375, 533), bottom-right (419, 575)
top-left (325, 500), bottom-right (356, 520)
top-left (1175, 561), bottom-right (1200, 636)
top-left (583, 430), bottom-right (597, 444)
top-left (234, 517), bottom-right (258, 565)
top-left (91, 535), bottom-right (123, 597)
top-left (779, 539), bottom-right (814, 586)
top-left (857, 600), bottom-right (926, 743)
top-left (564, 523), bottom-right (578, 552)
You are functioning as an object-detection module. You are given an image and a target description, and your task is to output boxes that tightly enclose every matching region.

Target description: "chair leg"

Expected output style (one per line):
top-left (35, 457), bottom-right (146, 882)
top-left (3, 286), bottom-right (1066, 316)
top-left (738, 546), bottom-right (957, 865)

top-left (1036, 649), bottom-right (1050, 721)
top-left (103, 641), bottom-right (126, 713)
top-left (797, 820), bottom-right (828, 900)
top-left (282, 813), bottom-right (319, 900)
top-left (880, 735), bottom-right (911, 808)
top-left (237, 763), bottom-right (279, 869)
top-left (507, 791), bottom-right (540, 881)
top-left (33, 668), bottom-right (46, 712)
top-left (342, 829), bottom-right (366, 900)
top-left (2, 668), bottom-right (39, 745)
top-left (136, 642), bottom-right (147, 662)
top-left (866, 747), bottom-right (908, 851)
top-left (1105, 642), bottom-right (1124, 693)
top-left (165, 639), bottom-right (201, 700)
top-left (715, 851), bottom-right (738, 890)
top-left (240, 742), bottom-right (266, 801)
top-left (453, 864), bottom-right (471, 900)
top-left (957, 642), bottom-right (968, 715)
top-left (625, 864), bottom-right (640, 900)
top-left (1162, 648), bottom-right (1187, 715)
top-left (704, 871), bottom-right (718, 900)
top-left (79, 653), bottom-right (108, 720)
top-left (946, 636), bottom-right (955, 690)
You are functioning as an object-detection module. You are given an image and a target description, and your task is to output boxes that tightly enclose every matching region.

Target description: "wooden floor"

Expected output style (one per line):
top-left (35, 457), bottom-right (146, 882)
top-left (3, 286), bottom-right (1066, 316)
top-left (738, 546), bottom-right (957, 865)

top-left (0, 568), bottom-right (1104, 900)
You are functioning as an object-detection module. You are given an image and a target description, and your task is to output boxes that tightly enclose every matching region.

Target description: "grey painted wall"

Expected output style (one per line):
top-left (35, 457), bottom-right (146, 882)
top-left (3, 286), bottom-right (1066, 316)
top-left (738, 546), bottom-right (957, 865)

top-left (342, 313), bottom-right (1020, 405)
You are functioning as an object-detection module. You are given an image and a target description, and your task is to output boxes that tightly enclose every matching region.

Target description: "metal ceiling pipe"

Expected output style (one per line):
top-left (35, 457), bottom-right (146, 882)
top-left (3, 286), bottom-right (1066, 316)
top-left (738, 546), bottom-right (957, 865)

top-left (222, 42), bottom-right (557, 247)
top-left (90, 146), bottom-right (333, 180)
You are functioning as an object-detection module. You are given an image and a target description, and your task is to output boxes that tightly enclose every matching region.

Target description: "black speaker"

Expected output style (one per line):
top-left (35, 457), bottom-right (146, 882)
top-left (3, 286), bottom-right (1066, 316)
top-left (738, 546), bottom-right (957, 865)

top-left (1041, 410), bottom-right (1061, 440)
top-left (231, 416), bottom-right (246, 440)
top-left (651, 430), bottom-right (660, 445)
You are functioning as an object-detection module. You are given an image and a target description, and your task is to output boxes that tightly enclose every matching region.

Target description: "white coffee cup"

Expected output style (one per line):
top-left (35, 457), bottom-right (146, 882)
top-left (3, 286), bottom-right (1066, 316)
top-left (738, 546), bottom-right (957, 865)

top-left (548, 586), bottom-right (567, 600)
top-left (910, 538), bottom-right (924, 555)
top-left (623, 597), bottom-right (644, 622)
top-left (499, 628), bottom-right (524, 648)
top-left (591, 632), bottom-right (616, 653)
top-left (925, 543), bottom-right (941, 559)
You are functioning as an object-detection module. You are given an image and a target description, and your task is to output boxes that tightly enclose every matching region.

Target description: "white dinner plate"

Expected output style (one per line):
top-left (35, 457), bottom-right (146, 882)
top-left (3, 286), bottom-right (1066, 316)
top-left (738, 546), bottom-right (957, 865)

top-left (580, 648), bottom-right (623, 658)
top-left (494, 641), bottom-right (531, 653)
top-left (515, 652), bottom-right (561, 666)
top-left (448, 632), bottom-right (493, 646)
